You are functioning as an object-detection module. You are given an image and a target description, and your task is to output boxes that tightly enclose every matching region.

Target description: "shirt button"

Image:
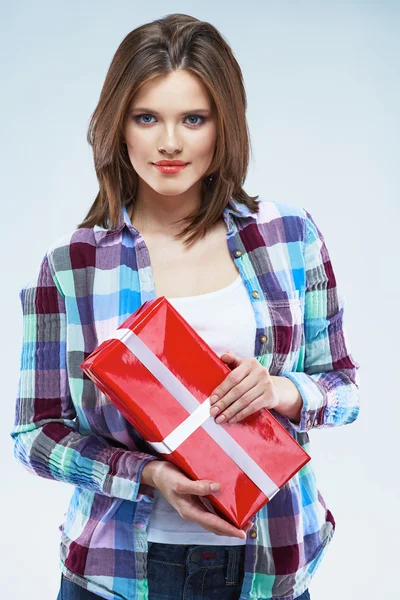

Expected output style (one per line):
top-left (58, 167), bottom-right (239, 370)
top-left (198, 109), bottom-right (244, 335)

top-left (259, 334), bottom-right (268, 344)
top-left (252, 291), bottom-right (260, 299)
top-left (233, 249), bottom-right (242, 258)
top-left (249, 529), bottom-right (257, 539)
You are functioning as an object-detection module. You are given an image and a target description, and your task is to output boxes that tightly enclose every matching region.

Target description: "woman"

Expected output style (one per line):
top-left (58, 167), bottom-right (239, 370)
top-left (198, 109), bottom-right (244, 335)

top-left (11, 13), bottom-right (360, 600)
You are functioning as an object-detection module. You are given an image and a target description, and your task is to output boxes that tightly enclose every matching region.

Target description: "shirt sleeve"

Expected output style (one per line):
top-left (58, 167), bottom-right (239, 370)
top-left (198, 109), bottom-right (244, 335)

top-left (281, 209), bottom-right (361, 432)
top-left (10, 252), bottom-right (159, 502)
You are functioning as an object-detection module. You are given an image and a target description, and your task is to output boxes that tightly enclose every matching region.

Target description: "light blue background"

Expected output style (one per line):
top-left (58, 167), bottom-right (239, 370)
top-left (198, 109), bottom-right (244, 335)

top-left (2, 1), bottom-right (399, 598)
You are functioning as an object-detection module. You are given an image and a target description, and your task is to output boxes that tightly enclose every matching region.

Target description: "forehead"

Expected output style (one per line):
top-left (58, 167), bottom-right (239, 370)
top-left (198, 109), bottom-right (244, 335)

top-left (131, 70), bottom-right (214, 111)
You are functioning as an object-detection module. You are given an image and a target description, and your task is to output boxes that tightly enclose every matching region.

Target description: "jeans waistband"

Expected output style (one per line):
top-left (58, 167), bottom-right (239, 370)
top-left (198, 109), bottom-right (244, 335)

top-left (148, 542), bottom-right (246, 585)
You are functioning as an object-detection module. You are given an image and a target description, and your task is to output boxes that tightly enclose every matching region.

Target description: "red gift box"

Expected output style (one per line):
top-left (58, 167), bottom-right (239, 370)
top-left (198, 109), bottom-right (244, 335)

top-left (80, 297), bottom-right (310, 529)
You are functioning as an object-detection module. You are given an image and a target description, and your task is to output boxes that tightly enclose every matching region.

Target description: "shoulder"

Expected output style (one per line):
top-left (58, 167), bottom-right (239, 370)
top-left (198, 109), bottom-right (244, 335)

top-left (247, 197), bottom-right (307, 240)
top-left (46, 227), bottom-right (96, 264)
top-left (45, 226), bottom-right (97, 295)
top-left (254, 197), bottom-right (306, 221)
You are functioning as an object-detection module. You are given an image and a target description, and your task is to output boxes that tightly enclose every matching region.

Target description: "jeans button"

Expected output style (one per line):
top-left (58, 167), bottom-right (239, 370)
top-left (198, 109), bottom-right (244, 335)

top-left (191, 551), bottom-right (201, 562)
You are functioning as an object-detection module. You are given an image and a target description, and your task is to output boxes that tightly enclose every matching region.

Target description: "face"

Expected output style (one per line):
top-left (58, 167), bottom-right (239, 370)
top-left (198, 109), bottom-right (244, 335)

top-left (123, 69), bottom-right (217, 198)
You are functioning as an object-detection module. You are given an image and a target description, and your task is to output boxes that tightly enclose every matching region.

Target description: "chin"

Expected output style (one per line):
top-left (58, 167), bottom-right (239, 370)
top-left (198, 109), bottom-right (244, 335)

top-left (148, 181), bottom-right (195, 196)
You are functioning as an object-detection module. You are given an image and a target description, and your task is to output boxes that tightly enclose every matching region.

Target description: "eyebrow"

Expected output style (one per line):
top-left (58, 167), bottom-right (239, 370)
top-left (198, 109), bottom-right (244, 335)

top-left (130, 107), bottom-right (211, 115)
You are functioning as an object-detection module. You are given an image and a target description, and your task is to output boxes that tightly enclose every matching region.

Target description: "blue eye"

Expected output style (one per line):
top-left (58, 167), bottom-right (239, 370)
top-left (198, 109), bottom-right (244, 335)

top-left (185, 115), bottom-right (204, 126)
top-left (136, 114), bottom-right (156, 124)
top-left (134, 114), bottom-right (206, 127)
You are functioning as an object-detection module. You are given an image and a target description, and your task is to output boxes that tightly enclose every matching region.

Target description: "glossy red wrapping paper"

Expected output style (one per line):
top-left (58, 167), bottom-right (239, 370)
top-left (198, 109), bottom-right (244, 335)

top-left (80, 297), bottom-right (311, 529)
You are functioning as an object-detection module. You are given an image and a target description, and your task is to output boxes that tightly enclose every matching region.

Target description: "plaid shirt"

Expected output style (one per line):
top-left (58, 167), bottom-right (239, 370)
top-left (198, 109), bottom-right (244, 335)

top-left (11, 197), bottom-right (360, 600)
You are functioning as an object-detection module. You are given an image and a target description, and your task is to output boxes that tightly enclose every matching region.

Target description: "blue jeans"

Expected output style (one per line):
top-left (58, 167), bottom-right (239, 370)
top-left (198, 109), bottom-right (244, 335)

top-left (56, 542), bottom-right (311, 599)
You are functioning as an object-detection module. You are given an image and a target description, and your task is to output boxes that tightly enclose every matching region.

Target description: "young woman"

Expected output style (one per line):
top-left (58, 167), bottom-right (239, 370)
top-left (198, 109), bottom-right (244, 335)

top-left (11, 13), bottom-right (360, 600)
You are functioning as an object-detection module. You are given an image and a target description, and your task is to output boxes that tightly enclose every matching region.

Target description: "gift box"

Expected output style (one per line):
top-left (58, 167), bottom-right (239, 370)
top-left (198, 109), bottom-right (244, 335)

top-left (80, 297), bottom-right (310, 529)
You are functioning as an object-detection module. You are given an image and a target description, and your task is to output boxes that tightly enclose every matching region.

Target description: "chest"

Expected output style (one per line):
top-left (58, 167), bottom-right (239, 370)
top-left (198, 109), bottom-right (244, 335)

top-left (139, 221), bottom-right (240, 298)
top-left (65, 218), bottom-right (305, 374)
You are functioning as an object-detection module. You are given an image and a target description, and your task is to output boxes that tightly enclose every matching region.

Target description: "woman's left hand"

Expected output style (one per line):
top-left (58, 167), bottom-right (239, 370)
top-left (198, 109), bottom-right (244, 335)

top-left (209, 351), bottom-right (280, 424)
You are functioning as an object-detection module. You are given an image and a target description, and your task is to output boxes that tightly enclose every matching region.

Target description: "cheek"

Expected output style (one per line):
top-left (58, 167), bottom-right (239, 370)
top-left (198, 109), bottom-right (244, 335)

top-left (188, 130), bottom-right (217, 169)
top-left (125, 130), bottom-right (152, 162)
top-left (199, 126), bottom-right (217, 155)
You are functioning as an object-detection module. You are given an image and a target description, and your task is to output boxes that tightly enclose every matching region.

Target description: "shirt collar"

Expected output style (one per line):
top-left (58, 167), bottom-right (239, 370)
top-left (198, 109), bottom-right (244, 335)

top-left (93, 204), bottom-right (137, 246)
top-left (93, 197), bottom-right (258, 246)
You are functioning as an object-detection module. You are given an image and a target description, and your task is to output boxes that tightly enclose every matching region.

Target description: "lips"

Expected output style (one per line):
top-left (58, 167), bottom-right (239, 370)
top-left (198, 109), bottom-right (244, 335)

top-left (153, 160), bottom-right (188, 166)
top-left (152, 162), bottom-right (189, 174)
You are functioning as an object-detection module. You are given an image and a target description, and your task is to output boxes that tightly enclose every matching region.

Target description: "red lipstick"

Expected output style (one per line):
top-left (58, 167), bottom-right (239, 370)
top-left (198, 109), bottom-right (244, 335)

top-left (152, 160), bottom-right (189, 174)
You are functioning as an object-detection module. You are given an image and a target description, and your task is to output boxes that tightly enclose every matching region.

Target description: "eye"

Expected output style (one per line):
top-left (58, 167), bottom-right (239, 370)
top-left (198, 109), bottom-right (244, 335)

top-left (133, 114), bottom-right (206, 127)
top-left (185, 115), bottom-right (206, 126)
top-left (134, 114), bottom-right (156, 125)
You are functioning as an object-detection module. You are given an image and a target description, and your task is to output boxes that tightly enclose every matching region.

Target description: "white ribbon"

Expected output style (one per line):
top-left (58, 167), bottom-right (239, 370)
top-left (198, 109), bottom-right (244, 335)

top-left (109, 327), bottom-right (280, 500)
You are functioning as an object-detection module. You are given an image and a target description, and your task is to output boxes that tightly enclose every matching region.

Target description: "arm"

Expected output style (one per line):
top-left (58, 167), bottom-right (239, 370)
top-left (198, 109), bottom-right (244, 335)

top-left (10, 251), bottom-right (159, 502)
top-left (279, 209), bottom-right (361, 432)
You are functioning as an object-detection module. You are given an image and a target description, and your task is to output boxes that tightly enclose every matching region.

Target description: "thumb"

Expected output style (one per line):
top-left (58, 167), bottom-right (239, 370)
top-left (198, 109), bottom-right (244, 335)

top-left (177, 479), bottom-right (221, 497)
top-left (196, 480), bottom-right (221, 496)
top-left (220, 351), bottom-right (242, 368)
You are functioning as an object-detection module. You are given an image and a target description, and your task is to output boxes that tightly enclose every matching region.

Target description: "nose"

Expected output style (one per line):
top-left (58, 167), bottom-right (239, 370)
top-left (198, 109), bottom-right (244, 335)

top-left (158, 125), bottom-right (182, 154)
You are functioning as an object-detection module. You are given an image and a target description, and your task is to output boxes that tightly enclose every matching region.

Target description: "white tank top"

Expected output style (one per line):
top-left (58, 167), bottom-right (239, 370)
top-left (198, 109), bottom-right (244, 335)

top-left (146, 273), bottom-right (257, 545)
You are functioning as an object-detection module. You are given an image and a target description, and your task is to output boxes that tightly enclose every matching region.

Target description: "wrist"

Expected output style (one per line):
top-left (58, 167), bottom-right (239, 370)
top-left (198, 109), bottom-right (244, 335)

top-left (141, 459), bottom-right (165, 489)
top-left (271, 375), bottom-right (303, 424)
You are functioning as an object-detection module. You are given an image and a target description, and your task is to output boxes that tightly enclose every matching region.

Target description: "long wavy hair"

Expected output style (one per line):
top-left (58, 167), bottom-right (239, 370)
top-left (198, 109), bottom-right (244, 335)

top-left (78, 13), bottom-right (259, 246)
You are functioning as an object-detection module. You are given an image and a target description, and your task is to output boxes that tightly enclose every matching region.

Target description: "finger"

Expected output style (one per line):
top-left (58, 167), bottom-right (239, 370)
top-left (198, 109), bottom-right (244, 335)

top-left (174, 478), bottom-right (221, 497)
top-left (180, 499), bottom-right (247, 539)
top-left (219, 352), bottom-right (242, 369)
top-left (210, 358), bottom-right (255, 404)
top-left (191, 496), bottom-right (253, 533)
top-left (211, 370), bottom-right (261, 417)
top-left (216, 383), bottom-right (265, 424)
top-left (219, 351), bottom-right (236, 361)
top-left (226, 395), bottom-right (267, 424)
top-left (193, 498), bottom-right (254, 533)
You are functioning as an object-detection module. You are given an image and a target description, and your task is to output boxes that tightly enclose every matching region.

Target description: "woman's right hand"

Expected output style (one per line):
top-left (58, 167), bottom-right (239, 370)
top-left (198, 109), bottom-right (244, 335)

top-left (148, 461), bottom-right (253, 539)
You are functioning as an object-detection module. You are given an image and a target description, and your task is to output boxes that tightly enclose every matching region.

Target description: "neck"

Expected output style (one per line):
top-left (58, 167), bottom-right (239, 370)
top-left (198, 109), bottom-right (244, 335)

top-left (128, 184), bottom-right (203, 236)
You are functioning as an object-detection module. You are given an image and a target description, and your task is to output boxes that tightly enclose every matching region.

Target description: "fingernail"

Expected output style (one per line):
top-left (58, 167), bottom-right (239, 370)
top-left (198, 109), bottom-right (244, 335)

top-left (210, 395), bottom-right (218, 404)
top-left (210, 483), bottom-right (220, 492)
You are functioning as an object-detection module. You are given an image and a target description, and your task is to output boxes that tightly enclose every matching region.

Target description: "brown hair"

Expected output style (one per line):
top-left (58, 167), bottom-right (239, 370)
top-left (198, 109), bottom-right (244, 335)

top-left (78, 13), bottom-right (259, 246)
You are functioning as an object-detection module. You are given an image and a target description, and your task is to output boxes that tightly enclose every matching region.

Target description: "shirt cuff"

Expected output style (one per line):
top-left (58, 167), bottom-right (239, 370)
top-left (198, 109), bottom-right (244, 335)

top-left (108, 451), bottom-right (159, 502)
top-left (281, 372), bottom-right (327, 432)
